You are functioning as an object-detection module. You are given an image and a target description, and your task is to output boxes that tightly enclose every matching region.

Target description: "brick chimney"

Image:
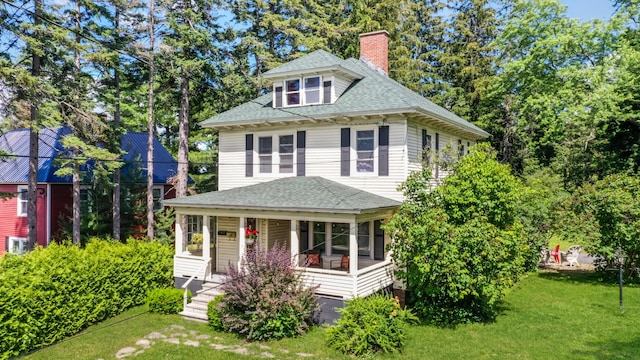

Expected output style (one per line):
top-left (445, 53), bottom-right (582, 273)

top-left (359, 30), bottom-right (389, 75)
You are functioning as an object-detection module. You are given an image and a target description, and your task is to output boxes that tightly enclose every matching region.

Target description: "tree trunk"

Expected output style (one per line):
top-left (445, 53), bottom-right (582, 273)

top-left (73, 160), bottom-right (81, 244)
top-left (177, 71), bottom-right (189, 198)
top-left (72, 0), bottom-right (81, 245)
top-left (112, 6), bottom-right (121, 241)
top-left (26, 0), bottom-right (42, 251)
top-left (146, 0), bottom-right (155, 241)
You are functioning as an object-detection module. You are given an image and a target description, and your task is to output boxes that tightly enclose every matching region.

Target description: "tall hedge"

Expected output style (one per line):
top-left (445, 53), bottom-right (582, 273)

top-left (0, 238), bottom-right (173, 359)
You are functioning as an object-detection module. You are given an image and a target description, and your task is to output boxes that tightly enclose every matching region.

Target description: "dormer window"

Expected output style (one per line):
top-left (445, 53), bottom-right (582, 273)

top-left (285, 79), bottom-right (300, 106)
top-left (304, 77), bottom-right (321, 104)
top-left (278, 76), bottom-right (324, 107)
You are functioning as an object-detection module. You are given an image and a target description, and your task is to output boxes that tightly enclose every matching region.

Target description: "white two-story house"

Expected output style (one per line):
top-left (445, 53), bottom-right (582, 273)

top-left (165, 31), bottom-right (489, 302)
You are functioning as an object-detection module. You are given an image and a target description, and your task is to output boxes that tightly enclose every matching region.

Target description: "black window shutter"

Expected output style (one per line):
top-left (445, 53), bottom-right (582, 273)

top-left (422, 129), bottom-right (427, 162)
top-left (323, 81), bottom-right (332, 104)
top-left (379, 125), bottom-right (389, 176)
top-left (297, 131), bottom-right (306, 176)
top-left (341, 128), bottom-right (350, 176)
top-left (275, 86), bottom-right (283, 108)
top-left (245, 134), bottom-right (253, 177)
top-left (435, 133), bottom-right (440, 151)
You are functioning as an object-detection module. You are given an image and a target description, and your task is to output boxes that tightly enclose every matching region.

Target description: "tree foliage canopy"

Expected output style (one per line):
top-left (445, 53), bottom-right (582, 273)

top-left (385, 144), bottom-right (529, 324)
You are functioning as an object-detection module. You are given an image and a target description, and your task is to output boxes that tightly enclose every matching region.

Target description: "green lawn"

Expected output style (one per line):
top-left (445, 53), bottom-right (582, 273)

top-left (24, 270), bottom-right (639, 359)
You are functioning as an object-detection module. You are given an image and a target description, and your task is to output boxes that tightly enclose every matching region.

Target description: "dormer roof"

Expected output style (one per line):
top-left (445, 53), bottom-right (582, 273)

top-left (202, 53), bottom-right (490, 139)
top-left (263, 50), bottom-right (363, 80)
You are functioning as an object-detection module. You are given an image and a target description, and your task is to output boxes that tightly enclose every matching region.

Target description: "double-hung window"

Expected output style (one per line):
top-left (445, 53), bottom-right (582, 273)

top-left (259, 136), bottom-right (273, 173)
top-left (17, 185), bottom-right (28, 217)
top-left (285, 79), bottom-right (301, 106)
top-left (304, 76), bottom-right (321, 104)
top-left (283, 76), bottom-right (322, 107)
top-left (279, 135), bottom-right (294, 173)
top-left (152, 186), bottom-right (164, 211)
top-left (356, 130), bottom-right (375, 173)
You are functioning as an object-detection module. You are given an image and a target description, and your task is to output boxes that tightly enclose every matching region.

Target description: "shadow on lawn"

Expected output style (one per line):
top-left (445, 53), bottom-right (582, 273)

top-left (573, 336), bottom-right (640, 359)
top-left (537, 268), bottom-right (628, 286)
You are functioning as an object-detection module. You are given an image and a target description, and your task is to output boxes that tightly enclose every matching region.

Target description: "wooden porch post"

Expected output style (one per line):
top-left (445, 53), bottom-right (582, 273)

top-left (238, 216), bottom-right (246, 268)
top-left (290, 220), bottom-right (299, 266)
top-left (349, 221), bottom-right (357, 274)
top-left (369, 221), bottom-right (375, 260)
top-left (203, 215), bottom-right (211, 262)
top-left (175, 213), bottom-right (183, 254)
top-left (325, 222), bottom-right (332, 256)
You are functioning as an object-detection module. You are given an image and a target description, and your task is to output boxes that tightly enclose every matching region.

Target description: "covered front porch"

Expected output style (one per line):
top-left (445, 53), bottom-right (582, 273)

top-left (164, 177), bottom-right (400, 299)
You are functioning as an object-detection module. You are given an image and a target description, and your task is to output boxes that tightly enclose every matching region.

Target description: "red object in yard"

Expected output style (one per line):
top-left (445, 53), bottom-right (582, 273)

top-left (550, 244), bottom-right (561, 264)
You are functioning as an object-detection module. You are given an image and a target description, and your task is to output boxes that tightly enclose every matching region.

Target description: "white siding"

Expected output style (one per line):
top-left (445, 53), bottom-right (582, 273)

top-left (219, 120), bottom-right (408, 201)
top-left (299, 269), bottom-right (356, 299)
top-left (356, 261), bottom-right (394, 297)
top-left (217, 217), bottom-right (239, 273)
top-left (333, 75), bottom-right (351, 101)
top-left (174, 255), bottom-right (206, 279)
top-left (406, 120), bottom-right (478, 186)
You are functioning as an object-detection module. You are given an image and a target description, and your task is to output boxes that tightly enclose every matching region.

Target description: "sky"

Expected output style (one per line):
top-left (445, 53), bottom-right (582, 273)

top-left (561, 0), bottom-right (616, 21)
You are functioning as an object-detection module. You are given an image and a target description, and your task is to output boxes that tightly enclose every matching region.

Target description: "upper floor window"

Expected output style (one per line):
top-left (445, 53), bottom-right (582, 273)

top-left (304, 77), bottom-right (321, 104)
top-left (282, 76), bottom-right (322, 107)
top-left (279, 135), bottom-right (294, 173)
top-left (356, 130), bottom-right (375, 173)
top-left (17, 185), bottom-right (28, 217)
top-left (259, 136), bottom-right (273, 173)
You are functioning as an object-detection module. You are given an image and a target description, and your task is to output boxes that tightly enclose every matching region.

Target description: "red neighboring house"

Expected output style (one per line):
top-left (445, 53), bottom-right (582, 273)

top-left (0, 127), bottom-right (180, 255)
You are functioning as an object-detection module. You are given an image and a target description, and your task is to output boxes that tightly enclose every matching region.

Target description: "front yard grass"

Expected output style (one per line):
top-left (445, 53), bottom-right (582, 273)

top-left (23, 270), bottom-right (640, 359)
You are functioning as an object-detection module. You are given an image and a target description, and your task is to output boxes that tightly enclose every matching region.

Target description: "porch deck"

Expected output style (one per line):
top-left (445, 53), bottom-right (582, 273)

top-left (174, 254), bottom-right (394, 299)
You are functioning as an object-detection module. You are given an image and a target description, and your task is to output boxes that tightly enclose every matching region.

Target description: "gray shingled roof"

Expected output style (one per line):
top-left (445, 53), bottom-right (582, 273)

top-left (163, 176), bottom-right (400, 214)
top-left (202, 51), bottom-right (489, 138)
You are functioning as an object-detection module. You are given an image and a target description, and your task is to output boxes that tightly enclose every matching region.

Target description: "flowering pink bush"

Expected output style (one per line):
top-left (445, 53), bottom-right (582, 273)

top-left (215, 243), bottom-right (319, 340)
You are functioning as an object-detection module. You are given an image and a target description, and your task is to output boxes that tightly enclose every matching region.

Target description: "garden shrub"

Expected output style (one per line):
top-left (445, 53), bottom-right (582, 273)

top-left (556, 173), bottom-right (640, 280)
top-left (0, 238), bottom-right (173, 359)
top-left (217, 244), bottom-right (319, 341)
top-left (147, 288), bottom-right (189, 314)
top-left (326, 294), bottom-right (417, 357)
top-left (207, 294), bottom-right (224, 330)
top-left (385, 144), bottom-right (529, 325)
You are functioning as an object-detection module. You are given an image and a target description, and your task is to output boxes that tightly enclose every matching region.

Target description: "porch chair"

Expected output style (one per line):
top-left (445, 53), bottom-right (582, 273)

top-left (565, 245), bottom-right (582, 267)
top-left (304, 249), bottom-right (323, 268)
top-left (330, 255), bottom-right (350, 271)
top-left (539, 248), bottom-right (551, 264)
top-left (550, 244), bottom-right (561, 264)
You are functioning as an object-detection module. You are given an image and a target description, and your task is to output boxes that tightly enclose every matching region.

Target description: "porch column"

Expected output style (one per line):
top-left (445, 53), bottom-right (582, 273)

top-left (290, 220), bottom-right (299, 265)
top-left (238, 216), bottom-right (246, 268)
top-left (325, 222), bottom-right (332, 256)
top-left (369, 221), bottom-right (375, 260)
top-left (175, 213), bottom-right (184, 254)
top-left (349, 221), bottom-right (357, 274)
top-left (203, 215), bottom-right (211, 262)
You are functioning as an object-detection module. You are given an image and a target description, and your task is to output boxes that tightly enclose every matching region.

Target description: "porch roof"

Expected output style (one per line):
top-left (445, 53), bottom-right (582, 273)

top-left (163, 177), bottom-right (401, 214)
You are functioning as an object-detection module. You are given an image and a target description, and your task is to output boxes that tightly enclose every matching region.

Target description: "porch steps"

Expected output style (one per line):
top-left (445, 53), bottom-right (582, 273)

top-left (179, 282), bottom-right (224, 322)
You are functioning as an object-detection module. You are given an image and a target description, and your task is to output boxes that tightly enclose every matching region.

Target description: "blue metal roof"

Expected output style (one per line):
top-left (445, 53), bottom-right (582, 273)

top-left (0, 127), bottom-right (180, 184)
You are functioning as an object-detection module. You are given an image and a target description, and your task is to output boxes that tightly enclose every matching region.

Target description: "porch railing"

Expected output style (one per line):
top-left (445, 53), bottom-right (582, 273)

top-left (181, 257), bottom-right (211, 311)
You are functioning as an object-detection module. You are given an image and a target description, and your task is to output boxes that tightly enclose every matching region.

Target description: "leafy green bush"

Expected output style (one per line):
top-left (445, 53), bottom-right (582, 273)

top-left (217, 244), bottom-right (319, 341)
top-left (0, 238), bottom-right (173, 359)
top-left (147, 288), bottom-right (189, 314)
top-left (385, 144), bottom-right (529, 325)
top-left (518, 167), bottom-right (569, 270)
top-left (207, 294), bottom-right (224, 330)
top-left (556, 173), bottom-right (640, 280)
top-left (326, 294), bottom-right (417, 357)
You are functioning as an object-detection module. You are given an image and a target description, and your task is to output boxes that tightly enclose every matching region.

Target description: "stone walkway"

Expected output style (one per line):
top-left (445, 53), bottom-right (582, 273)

top-left (109, 324), bottom-right (314, 359)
